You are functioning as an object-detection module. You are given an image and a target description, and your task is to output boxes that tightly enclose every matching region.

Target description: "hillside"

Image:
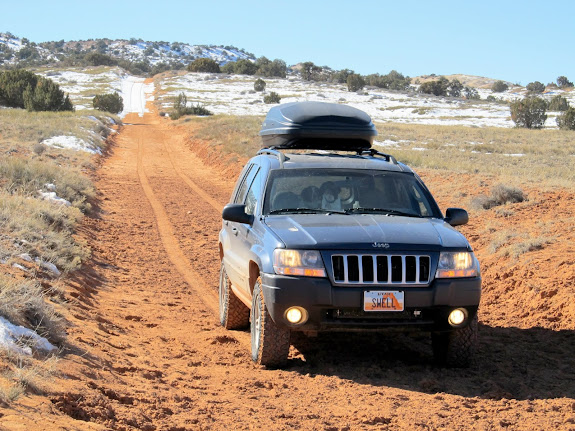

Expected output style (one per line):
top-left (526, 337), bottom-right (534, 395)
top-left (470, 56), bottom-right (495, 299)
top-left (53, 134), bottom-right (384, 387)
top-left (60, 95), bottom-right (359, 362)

top-left (0, 32), bottom-right (254, 69)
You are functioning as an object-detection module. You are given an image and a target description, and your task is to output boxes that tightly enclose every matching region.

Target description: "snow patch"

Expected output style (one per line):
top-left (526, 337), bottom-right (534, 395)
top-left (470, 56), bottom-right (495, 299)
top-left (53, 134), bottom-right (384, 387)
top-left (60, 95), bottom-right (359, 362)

top-left (41, 135), bottom-right (101, 154)
top-left (119, 76), bottom-right (155, 118)
top-left (38, 191), bottom-right (71, 207)
top-left (0, 316), bottom-right (57, 356)
top-left (34, 258), bottom-right (61, 277)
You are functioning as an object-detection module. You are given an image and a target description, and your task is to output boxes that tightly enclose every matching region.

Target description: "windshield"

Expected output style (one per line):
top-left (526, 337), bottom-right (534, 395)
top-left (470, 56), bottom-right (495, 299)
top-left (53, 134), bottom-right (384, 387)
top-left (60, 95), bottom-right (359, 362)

top-left (263, 168), bottom-right (441, 217)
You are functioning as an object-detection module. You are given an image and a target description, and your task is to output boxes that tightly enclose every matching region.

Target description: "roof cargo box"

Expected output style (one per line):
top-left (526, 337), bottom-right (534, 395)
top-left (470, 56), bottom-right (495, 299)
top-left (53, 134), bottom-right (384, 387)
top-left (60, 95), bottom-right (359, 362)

top-left (260, 101), bottom-right (377, 151)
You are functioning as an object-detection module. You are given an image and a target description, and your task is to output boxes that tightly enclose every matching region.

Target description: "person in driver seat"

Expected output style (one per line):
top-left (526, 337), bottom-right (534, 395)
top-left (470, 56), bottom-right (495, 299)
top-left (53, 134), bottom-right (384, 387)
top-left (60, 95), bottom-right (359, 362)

top-left (301, 185), bottom-right (322, 209)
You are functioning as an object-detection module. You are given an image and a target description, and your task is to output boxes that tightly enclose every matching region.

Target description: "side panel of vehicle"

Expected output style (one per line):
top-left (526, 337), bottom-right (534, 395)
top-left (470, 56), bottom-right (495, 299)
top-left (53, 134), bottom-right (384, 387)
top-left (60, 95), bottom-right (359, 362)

top-left (221, 163), bottom-right (257, 290)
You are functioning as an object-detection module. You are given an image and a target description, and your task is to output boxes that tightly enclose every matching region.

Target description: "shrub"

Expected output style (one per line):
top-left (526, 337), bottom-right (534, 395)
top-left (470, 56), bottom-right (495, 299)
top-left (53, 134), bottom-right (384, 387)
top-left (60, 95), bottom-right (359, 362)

top-left (472, 184), bottom-right (526, 210)
top-left (492, 80), bottom-right (509, 93)
top-left (187, 58), bottom-right (221, 73)
top-left (93, 92), bottom-right (123, 114)
top-left (84, 52), bottom-right (117, 66)
top-left (464, 86), bottom-right (480, 100)
top-left (0, 70), bottom-right (73, 112)
top-left (418, 77), bottom-right (449, 96)
top-left (263, 92), bottom-right (281, 104)
top-left (448, 79), bottom-right (463, 97)
top-left (170, 92), bottom-right (213, 119)
top-left (347, 73), bottom-right (365, 92)
top-left (220, 62), bottom-right (235, 74)
top-left (510, 97), bottom-right (548, 129)
top-left (334, 69), bottom-right (353, 84)
top-left (254, 78), bottom-right (266, 92)
top-left (557, 76), bottom-right (573, 88)
top-left (233, 59), bottom-right (258, 75)
top-left (300, 61), bottom-right (321, 81)
top-left (366, 70), bottom-right (411, 91)
top-left (23, 79), bottom-right (74, 112)
top-left (526, 81), bottom-right (545, 94)
top-left (32, 143), bottom-right (47, 155)
top-left (548, 95), bottom-right (569, 112)
top-left (556, 107), bottom-right (575, 130)
top-left (255, 57), bottom-right (286, 78)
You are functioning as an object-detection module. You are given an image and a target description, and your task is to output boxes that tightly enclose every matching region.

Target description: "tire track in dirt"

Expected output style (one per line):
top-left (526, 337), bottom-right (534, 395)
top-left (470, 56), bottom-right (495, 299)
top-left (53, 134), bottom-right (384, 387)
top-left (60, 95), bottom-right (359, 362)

top-left (134, 118), bottom-right (252, 352)
top-left (136, 131), bottom-right (217, 314)
top-left (161, 135), bottom-right (224, 212)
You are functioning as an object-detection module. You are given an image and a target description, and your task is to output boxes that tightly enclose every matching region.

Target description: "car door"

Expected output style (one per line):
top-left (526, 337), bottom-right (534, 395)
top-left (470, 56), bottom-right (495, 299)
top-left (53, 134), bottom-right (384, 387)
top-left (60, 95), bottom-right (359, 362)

top-left (223, 164), bottom-right (259, 290)
top-left (235, 167), bottom-right (266, 292)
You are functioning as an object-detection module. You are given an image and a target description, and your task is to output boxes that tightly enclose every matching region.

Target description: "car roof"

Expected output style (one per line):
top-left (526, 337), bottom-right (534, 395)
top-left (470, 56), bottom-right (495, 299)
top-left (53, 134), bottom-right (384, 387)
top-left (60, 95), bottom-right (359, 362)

top-left (253, 151), bottom-right (414, 174)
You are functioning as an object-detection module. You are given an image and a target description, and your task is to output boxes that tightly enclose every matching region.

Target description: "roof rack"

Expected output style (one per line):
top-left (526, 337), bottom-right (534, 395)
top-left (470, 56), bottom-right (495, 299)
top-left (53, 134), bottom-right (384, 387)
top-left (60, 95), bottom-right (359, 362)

top-left (257, 148), bottom-right (286, 168)
top-left (359, 149), bottom-right (398, 165)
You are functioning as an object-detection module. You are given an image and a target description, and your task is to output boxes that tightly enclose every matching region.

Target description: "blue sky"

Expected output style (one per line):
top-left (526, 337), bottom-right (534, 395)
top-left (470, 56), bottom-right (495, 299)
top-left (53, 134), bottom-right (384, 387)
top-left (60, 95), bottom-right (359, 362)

top-left (1, 0), bottom-right (573, 85)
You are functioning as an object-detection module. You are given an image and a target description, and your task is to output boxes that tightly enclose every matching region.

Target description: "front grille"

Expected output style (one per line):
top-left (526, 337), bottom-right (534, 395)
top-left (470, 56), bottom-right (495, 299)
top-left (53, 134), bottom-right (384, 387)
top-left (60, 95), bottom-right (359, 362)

top-left (331, 254), bottom-right (430, 285)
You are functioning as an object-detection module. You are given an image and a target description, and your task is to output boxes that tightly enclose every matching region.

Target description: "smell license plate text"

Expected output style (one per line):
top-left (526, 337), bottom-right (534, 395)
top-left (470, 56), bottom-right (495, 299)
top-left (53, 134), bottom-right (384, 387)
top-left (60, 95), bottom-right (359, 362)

top-left (364, 291), bottom-right (404, 311)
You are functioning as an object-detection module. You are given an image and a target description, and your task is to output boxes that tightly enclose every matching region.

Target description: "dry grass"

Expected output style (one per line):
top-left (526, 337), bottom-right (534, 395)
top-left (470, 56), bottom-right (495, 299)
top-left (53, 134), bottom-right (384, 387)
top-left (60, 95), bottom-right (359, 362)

top-left (0, 109), bottom-right (118, 150)
top-left (0, 157), bottom-right (94, 211)
top-left (471, 184), bottom-right (526, 210)
top-left (488, 230), bottom-right (555, 259)
top-left (0, 381), bottom-right (26, 403)
top-left (178, 115), bottom-right (575, 189)
top-left (0, 350), bottom-right (60, 402)
top-left (0, 273), bottom-right (65, 344)
top-left (375, 122), bottom-right (575, 188)
top-left (176, 114), bottom-right (263, 158)
top-left (0, 108), bottom-right (107, 399)
top-left (0, 192), bottom-right (88, 272)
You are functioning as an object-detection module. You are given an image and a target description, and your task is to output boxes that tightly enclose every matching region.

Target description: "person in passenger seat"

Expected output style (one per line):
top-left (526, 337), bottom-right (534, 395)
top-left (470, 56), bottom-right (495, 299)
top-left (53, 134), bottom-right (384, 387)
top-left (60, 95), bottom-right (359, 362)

top-left (320, 181), bottom-right (342, 211)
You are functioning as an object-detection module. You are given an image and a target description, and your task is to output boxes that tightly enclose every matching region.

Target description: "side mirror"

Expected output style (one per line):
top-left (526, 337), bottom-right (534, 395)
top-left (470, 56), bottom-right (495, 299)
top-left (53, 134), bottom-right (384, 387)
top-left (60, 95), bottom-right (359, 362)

top-left (445, 208), bottom-right (468, 226)
top-left (222, 204), bottom-right (254, 225)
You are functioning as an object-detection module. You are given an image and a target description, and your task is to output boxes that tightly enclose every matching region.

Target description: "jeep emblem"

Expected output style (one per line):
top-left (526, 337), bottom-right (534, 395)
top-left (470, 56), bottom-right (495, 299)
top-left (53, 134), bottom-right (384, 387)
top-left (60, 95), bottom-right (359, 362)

top-left (372, 242), bottom-right (390, 248)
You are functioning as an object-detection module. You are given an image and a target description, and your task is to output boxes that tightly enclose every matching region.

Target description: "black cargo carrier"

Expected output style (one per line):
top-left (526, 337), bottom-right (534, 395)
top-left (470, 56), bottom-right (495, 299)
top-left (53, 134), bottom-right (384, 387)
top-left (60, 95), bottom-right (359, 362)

top-left (259, 101), bottom-right (377, 151)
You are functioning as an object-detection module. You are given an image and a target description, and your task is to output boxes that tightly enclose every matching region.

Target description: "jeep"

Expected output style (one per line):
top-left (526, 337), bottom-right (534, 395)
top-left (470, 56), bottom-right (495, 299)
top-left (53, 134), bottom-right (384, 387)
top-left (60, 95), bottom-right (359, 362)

top-left (218, 101), bottom-right (481, 368)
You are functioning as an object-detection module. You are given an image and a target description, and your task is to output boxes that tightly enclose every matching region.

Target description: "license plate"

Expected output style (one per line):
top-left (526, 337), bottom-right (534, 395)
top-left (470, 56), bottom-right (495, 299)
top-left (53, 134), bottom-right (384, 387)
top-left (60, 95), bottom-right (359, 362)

top-left (363, 291), bottom-right (404, 312)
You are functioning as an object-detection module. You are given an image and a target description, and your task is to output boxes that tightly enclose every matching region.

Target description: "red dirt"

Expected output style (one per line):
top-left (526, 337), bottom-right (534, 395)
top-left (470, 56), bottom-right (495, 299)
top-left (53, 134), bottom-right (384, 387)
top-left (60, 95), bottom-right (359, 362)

top-left (1, 104), bottom-right (574, 430)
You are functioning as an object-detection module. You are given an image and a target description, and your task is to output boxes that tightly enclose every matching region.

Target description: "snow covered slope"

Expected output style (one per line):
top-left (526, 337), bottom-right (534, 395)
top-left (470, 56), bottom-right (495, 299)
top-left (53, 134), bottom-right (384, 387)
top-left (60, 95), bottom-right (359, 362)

top-left (0, 32), bottom-right (253, 67)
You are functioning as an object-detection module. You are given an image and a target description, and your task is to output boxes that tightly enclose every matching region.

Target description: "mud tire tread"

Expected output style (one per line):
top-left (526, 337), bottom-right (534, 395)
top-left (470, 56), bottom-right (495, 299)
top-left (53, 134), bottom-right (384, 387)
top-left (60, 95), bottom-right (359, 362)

top-left (219, 262), bottom-right (250, 330)
top-left (251, 278), bottom-right (290, 368)
top-left (432, 314), bottom-right (478, 368)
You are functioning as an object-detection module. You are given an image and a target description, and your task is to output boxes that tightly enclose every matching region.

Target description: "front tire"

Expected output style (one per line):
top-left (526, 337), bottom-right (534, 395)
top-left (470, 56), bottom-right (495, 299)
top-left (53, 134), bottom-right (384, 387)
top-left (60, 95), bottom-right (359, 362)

top-left (432, 314), bottom-right (478, 368)
top-left (219, 262), bottom-right (249, 330)
top-left (250, 277), bottom-right (290, 368)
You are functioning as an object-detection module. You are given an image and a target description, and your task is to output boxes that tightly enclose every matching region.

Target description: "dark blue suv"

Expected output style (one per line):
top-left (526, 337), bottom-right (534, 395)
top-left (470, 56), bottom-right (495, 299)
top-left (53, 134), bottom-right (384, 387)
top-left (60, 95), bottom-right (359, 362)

top-left (218, 102), bottom-right (481, 368)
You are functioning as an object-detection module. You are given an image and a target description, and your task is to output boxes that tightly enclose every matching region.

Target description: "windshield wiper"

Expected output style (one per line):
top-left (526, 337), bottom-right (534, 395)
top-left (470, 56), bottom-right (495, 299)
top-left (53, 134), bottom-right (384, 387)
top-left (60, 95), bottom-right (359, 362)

top-left (268, 207), bottom-right (347, 215)
top-left (345, 207), bottom-right (422, 217)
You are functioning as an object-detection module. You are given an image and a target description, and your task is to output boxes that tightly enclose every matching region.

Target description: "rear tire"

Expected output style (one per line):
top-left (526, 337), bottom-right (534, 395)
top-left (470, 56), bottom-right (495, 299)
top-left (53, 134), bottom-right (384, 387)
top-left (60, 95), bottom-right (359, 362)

top-left (250, 277), bottom-right (290, 368)
top-left (219, 262), bottom-right (249, 330)
top-left (432, 314), bottom-right (478, 368)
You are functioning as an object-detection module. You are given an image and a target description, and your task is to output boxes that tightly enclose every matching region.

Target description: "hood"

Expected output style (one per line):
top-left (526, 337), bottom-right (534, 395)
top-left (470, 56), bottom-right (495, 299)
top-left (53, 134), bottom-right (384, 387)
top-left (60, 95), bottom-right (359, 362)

top-left (264, 214), bottom-right (471, 251)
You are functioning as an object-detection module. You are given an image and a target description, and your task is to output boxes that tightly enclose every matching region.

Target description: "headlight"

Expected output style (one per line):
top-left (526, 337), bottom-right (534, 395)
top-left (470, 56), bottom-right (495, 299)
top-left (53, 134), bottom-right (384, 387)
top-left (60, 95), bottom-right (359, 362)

top-left (273, 249), bottom-right (326, 277)
top-left (436, 251), bottom-right (478, 278)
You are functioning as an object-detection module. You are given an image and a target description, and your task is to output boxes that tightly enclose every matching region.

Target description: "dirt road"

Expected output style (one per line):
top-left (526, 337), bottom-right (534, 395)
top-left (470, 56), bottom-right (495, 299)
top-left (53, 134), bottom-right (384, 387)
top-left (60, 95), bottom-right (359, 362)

top-left (1, 102), bottom-right (574, 430)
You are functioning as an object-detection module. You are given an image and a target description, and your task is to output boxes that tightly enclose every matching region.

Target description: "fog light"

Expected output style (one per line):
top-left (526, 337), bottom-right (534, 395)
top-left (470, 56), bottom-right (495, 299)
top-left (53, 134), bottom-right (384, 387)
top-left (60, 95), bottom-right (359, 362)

top-left (285, 307), bottom-right (307, 325)
top-left (448, 308), bottom-right (467, 326)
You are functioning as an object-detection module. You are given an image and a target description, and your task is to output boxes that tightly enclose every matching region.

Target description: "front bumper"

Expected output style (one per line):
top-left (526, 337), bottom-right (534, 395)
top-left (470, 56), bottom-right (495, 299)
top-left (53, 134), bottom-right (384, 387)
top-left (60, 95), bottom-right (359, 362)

top-left (260, 273), bottom-right (481, 332)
